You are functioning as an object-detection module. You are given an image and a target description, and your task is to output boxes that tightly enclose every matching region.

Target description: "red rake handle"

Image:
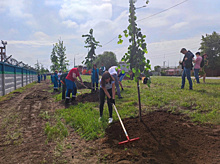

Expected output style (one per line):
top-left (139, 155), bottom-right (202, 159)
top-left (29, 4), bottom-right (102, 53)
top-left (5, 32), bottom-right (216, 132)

top-left (113, 104), bottom-right (129, 138)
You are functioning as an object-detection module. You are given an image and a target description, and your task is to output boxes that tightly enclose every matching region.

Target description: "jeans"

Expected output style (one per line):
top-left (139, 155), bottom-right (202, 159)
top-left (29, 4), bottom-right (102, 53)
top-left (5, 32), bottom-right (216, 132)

top-left (181, 67), bottom-right (193, 89)
top-left (194, 69), bottom-right (200, 83)
top-left (112, 74), bottom-right (121, 97)
top-left (65, 79), bottom-right (77, 99)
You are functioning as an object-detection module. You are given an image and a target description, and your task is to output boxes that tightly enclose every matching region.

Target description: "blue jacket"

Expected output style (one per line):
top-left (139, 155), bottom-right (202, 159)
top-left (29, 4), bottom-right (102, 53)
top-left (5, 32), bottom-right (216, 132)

top-left (91, 68), bottom-right (99, 82)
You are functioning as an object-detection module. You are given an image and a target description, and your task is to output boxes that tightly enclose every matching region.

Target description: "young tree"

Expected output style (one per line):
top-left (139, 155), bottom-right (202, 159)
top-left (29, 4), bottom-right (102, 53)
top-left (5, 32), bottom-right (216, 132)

top-left (50, 45), bottom-right (59, 72)
top-left (199, 31), bottom-right (220, 71)
top-left (82, 29), bottom-right (102, 69)
top-left (94, 51), bottom-right (118, 70)
top-left (118, 0), bottom-right (151, 121)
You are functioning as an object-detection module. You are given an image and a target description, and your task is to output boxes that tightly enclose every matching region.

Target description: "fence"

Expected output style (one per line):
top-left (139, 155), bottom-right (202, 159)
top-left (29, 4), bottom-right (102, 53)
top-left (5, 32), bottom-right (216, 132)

top-left (0, 62), bottom-right (37, 96)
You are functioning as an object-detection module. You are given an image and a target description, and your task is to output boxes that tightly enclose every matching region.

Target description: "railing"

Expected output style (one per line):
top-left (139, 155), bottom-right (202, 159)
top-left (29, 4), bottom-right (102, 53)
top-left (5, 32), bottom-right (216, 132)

top-left (0, 62), bottom-right (37, 96)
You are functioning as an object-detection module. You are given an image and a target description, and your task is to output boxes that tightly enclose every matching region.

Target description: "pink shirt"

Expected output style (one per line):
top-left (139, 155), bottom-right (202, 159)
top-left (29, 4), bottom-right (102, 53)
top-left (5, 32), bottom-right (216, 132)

top-left (194, 56), bottom-right (202, 69)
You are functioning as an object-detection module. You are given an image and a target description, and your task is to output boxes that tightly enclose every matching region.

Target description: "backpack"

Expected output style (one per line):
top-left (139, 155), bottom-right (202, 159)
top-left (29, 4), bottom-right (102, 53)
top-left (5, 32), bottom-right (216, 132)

top-left (200, 56), bottom-right (204, 68)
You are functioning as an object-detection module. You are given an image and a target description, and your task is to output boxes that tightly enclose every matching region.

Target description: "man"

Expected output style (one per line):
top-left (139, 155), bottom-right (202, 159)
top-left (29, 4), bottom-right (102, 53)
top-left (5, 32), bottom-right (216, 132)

top-left (60, 71), bottom-right (68, 100)
top-left (54, 70), bottom-right (59, 91)
top-left (193, 52), bottom-right (202, 83)
top-left (65, 66), bottom-right (83, 104)
top-left (58, 70), bottom-right (62, 88)
top-left (108, 66), bottom-right (123, 99)
top-left (179, 48), bottom-right (194, 90)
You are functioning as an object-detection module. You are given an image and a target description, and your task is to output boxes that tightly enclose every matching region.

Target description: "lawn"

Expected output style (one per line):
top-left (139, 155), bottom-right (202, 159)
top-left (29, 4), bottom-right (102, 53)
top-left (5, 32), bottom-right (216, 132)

top-left (50, 75), bottom-right (220, 141)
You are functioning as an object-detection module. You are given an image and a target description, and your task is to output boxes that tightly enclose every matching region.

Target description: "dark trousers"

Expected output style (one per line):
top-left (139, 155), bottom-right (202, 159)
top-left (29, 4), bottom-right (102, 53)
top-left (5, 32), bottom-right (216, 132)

top-left (99, 88), bottom-right (113, 118)
top-left (92, 82), bottom-right (98, 91)
top-left (62, 84), bottom-right (66, 100)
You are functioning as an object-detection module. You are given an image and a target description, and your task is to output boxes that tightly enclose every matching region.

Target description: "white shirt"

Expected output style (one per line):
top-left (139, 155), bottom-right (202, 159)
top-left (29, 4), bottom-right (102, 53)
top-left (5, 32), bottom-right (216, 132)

top-left (108, 66), bottom-right (118, 75)
top-left (99, 78), bottom-right (115, 90)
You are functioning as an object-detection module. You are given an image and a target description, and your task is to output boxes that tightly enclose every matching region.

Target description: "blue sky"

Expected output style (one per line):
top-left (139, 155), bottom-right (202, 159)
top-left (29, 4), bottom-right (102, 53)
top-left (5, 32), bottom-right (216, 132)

top-left (1, 0), bottom-right (220, 70)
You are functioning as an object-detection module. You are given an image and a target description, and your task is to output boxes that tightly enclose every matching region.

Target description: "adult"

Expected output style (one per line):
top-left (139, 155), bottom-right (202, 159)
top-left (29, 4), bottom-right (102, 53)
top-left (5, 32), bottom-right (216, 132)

top-left (99, 71), bottom-right (115, 124)
top-left (100, 63), bottom-right (106, 75)
top-left (65, 66), bottom-right (83, 104)
top-left (199, 53), bottom-right (209, 83)
top-left (108, 66), bottom-right (123, 99)
top-left (91, 64), bottom-right (99, 92)
top-left (193, 52), bottom-right (203, 83)
top-left (60, 71), bottom-right (68, 100)
top-left (44, 74), bottom-right (46, 81)
top-left (37, 73), bottom-right (41, 83)
top-left (58, 70), bottom-right (62, 88)
top-left (118, 70), bottom-right (125, 91)
top-left (53, 70), bottom-right (58, 91)
top-left (179, 48), bottom-right (194, 90)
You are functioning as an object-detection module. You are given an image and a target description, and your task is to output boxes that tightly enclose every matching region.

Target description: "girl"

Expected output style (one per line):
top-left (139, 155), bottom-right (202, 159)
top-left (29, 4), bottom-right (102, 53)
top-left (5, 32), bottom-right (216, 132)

top-left (99, 71), bottom-right (115, 123)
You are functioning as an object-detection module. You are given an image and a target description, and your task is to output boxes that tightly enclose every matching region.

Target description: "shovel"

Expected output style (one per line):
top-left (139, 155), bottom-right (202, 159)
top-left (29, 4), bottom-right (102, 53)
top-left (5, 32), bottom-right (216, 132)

top-left (112, 104), bottom-right (140, 145)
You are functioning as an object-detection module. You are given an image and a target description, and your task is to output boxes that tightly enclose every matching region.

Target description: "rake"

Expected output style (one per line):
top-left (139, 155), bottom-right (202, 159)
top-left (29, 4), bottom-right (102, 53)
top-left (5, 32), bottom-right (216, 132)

top-left (112, 104), bottom-right (140, 145)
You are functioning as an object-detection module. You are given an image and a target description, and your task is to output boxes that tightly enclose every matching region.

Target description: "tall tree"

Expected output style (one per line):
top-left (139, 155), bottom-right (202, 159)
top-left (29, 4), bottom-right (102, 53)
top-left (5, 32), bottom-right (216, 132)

top-left (50, 45), bottom-right (59, 72)
top-left (199, 31), bottom-right (220, 70)
top-left (35, 60), bottom-right (40, 74)
top-left (82, 29), bottom-right (102, 69)
top-left (56, 39), bottom-right (69, 71)
top-left (94, 51), bottom-right (118, 70)
top-left (50, 40), bottom-right (69, 72)
top-left (118, 0), bottom-right (151, 121)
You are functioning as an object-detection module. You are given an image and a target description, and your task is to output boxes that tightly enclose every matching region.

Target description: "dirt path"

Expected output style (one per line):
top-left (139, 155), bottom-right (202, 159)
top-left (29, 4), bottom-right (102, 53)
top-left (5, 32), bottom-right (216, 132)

top-left (0, 80), bottom-right (219, 164)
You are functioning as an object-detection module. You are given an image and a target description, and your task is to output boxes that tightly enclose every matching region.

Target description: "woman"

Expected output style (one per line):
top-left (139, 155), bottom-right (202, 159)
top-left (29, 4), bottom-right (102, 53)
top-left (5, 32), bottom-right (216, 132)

top-left (99, 71), bottom-right (115, 124)
top-left (199, 54), bottom-right (208, 83)
top-left (91, 64), bottom-right (99, 92)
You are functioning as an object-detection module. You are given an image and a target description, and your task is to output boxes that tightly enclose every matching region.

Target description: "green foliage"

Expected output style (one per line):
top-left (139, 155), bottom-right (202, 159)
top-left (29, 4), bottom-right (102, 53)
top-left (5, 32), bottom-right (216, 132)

top-left (118, 1), bottom-right (151, 81)
top-left (82, 28), bottom-right (102, 69)
top-left (44, 120), bottom-right (68, 142)
top-left (199, 31), bottom-right (220, 70)
top-left (50, 40), bottom-right (69, 72)
top-left (93, 51), bottom-right (118, 70)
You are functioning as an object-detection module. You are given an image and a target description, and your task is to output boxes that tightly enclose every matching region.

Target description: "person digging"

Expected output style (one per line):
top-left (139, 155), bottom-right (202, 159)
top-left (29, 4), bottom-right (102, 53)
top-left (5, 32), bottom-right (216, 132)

top-left (65, 65), bottom-right (83, 105)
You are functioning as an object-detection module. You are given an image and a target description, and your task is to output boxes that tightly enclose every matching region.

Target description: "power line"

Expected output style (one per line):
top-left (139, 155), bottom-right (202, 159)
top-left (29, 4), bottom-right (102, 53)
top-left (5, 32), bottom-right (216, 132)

top-left (137, 0), bottom-right (189, 22)
top-left (101, 0), bottom-right (189, 47)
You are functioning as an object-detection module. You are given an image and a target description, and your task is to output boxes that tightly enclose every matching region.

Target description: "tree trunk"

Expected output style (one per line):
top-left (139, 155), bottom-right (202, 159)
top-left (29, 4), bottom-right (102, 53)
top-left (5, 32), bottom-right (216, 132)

top-left (137, 80), bottom-right (142, 121)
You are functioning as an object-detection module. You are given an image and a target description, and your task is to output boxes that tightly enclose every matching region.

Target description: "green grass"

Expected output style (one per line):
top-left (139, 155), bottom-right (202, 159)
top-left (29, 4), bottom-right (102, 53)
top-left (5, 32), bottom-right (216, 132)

top-left (50, 76), bottom-right (220, 140)
top-left (0, 82), bottom-right (37, 102)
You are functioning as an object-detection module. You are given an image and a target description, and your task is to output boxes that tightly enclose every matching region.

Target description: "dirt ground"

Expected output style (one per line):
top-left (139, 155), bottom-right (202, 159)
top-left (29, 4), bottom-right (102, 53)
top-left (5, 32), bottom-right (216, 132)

top-left (0, 80), bottom-right (219, 164)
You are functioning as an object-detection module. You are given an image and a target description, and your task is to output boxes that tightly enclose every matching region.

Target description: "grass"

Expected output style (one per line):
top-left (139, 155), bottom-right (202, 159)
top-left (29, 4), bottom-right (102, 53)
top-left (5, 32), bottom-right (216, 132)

top-left (0, 82), bottom-right (37, 102)
top-left (49, 75), bottom-right (220, 141)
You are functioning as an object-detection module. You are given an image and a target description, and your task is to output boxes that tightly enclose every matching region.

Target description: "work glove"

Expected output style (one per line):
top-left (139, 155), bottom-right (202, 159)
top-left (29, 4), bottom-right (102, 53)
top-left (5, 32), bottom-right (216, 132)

top-left (110, 98), bottom-right (115, 105)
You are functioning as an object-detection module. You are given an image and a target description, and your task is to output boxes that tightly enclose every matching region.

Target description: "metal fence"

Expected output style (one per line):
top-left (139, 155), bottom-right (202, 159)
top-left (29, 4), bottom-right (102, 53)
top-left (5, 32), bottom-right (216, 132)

top-left (0, 62), bottom-right (37, 96)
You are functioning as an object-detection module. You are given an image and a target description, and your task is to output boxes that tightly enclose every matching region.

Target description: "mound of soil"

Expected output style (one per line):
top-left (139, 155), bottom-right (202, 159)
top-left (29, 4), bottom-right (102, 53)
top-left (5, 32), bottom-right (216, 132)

top-left (102, 111), bottom-right (220, 164)
top-left (76, 81), bottom-right (92, 89)
top-left (77, 91), bottom-right (99, 103)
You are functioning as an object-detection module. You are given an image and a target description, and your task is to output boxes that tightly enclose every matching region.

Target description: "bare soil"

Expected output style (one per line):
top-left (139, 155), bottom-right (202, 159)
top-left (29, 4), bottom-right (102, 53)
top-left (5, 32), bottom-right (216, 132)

top-left (0, 80), bottom-right (219, 164)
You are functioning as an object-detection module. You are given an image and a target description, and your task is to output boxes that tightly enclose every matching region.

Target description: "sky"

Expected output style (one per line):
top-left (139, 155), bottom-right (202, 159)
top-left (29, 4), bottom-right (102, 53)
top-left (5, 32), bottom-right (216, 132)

top-left (0, 0), bottom-right (220, 70)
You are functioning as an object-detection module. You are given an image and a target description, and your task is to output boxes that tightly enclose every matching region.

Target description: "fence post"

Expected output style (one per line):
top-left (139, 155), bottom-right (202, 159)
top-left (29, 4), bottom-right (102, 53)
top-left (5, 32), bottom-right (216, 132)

top-left (2, 63), bottom-right (5, 96)
top-left (14, 66), bottom-right (16, 90)
top-left (21, 68), bottom-right (23, 87)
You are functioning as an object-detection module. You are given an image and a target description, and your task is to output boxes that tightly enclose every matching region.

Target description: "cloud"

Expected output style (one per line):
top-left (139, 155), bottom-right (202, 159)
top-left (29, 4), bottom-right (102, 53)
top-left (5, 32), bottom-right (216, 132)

top-left (62, 20), bottom-right (78, 28)
top-left (170, 22), bottom-right (189, 30)
top-left (59, 0), bottom-right (112, 21)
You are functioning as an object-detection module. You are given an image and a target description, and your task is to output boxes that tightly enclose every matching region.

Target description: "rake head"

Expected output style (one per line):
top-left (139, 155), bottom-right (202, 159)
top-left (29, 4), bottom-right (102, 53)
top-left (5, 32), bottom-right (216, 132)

top-left (118, 136), bottom-right (140, 145)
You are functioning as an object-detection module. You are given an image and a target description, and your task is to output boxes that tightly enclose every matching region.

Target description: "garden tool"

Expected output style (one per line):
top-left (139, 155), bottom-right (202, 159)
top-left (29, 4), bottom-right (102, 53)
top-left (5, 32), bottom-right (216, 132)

top-left (112, 104), bottom-right (140, 145)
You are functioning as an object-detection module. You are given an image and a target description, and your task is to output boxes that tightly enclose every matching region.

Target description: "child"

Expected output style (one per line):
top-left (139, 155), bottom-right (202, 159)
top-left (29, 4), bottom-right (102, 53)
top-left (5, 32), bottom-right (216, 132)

top-left (99, 71), bottom-right (115, 124)
top-left (91, 64), bottom-right (99, 92)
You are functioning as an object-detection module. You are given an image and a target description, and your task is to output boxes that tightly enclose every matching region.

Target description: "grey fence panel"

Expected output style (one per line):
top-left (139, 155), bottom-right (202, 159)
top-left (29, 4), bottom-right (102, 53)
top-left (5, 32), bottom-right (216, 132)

top-left (0, 62), bottom-right (37, 96)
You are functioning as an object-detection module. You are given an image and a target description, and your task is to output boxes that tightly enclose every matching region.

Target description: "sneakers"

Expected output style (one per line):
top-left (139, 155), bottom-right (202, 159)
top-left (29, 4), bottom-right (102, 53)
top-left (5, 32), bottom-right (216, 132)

top-left (118, 96), bottom-right (123, 99)
top-left (108, 118), bottom-right (113, 124)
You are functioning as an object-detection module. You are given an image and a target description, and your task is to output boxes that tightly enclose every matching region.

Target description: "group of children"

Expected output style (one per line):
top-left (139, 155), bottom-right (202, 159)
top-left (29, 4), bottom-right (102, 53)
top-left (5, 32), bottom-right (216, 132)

top-left (56, 64), bottom-right (126, 124)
